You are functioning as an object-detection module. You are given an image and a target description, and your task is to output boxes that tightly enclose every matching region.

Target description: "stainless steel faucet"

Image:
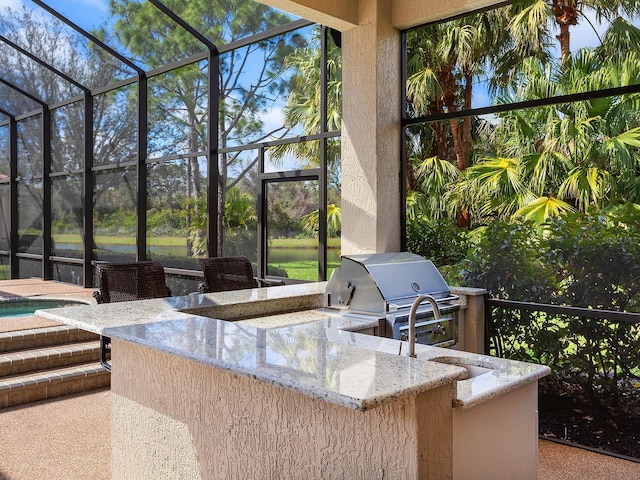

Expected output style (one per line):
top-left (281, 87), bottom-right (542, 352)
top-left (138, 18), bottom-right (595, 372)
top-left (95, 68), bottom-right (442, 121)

top-left (408, 294), bottom-right (441, 358)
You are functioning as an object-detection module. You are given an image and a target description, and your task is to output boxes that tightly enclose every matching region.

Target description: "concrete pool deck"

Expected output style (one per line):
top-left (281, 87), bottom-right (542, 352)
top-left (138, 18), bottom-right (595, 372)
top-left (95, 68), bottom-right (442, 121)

top-left (0, 278), bottom-right (95, 333)
top-left (0, 278), bottom-right (97, 302)
top-left (0, 279), bottom-right (637, 479)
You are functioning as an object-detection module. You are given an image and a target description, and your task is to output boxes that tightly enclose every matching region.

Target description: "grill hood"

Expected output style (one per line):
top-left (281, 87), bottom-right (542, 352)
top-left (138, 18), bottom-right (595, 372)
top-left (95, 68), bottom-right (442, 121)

top-left (326, 252), bottom-right (453, 314)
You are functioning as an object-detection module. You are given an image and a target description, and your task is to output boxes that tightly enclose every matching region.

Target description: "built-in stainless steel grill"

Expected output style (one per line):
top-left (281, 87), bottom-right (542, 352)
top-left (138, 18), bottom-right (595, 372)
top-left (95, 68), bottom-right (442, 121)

top-left (325, 252), bottom-right (459, 347)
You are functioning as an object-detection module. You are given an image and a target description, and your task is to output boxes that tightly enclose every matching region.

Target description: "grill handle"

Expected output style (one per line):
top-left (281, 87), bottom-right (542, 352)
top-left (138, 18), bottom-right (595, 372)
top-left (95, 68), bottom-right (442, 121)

top-left (388, 294), bottom-right (458, 311)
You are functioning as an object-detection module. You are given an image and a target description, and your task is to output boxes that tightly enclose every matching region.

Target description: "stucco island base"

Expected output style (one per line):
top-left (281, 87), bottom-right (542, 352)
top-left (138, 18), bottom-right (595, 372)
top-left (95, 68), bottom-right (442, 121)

top-left (110, 339), bottom-right (456, 480)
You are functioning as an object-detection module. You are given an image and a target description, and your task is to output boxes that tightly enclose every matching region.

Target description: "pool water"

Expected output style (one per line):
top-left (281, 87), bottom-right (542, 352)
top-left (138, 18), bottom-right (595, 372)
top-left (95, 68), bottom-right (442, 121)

top-left (0, 299), bottom-right (87, 318)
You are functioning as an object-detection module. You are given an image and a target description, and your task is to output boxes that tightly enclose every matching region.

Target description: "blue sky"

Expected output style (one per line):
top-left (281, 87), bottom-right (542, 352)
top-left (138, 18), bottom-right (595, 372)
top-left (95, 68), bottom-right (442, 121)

top-left (0, 0), bottom-right (112, 29)
top-left (0, 0), bottom-right (306, 170)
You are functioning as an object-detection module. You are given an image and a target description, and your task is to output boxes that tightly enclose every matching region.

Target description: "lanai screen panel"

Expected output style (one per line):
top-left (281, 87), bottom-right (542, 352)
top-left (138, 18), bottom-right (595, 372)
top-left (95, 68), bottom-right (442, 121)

top-left (16, 115), bottom-right (42, 256)
top-left (16, 115), bottom-right (42, 180)
top-left (218, 24), bottom-right (313, 149)
top-left (0, 42), bottom-right (82, 107)
top-left (146, 156), bottom-right (207, 270)
top-left (221, 149), bottom-right (259, 260)
top-left (0, 126), bottom-right (9, 253)
top-left (93, 85), bottom-right (138, 168)
top-left (0, 125), bottom-right (9, 178)
top-left (46, 0), bottom-right (206, 71)
top-left (51, 174), bottom-right (83, 258)
top-left (0, 83), bottom-right (40, 118)
top-left (148, 60), bottom-right (209, 160)
top-left (17, 180), bottom-right (42, 255)
top-left (0, 2), bottom-right (136, 94)
top-left (93, 166), bottom-right (137, 262)
top-left (51, 101), bottom-right (84, 173)
top-left (265, 179), bottom-right (319, 281)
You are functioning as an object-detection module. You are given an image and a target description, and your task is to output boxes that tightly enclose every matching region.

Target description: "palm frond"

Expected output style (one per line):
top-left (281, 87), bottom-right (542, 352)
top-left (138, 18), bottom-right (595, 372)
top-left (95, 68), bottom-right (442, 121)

top-left (515, 196), bottom-right (576, 224)
top-left (559, 166), bottom-right (614, 210)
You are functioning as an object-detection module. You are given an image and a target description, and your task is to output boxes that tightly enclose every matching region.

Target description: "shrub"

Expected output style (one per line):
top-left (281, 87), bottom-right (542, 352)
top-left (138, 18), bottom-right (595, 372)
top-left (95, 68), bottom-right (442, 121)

top-left (459, 219), bottom-right (557, 302)
top-left (406, 217), bottom-right (471, 268)
top-left (465, 209), bottom-right (640, 415)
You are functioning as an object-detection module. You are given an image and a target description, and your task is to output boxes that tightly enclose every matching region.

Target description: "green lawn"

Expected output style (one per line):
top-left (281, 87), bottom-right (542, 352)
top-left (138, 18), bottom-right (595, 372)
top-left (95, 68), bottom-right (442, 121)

top-left (269, 237), bottom-right (341, 249)
top-left (273, 260), bottom-right (340, 281)
top-left (53, 234), bottom-right (340, 249)
top-left (53, 233), bottom-right (187, 247)
top-left (50, 234), bottom-right (340, 280)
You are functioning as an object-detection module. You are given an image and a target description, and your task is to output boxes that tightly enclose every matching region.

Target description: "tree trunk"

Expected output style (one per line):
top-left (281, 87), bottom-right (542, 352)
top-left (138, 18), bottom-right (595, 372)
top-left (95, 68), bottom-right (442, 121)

top-left (439, 69), bottom-right (467, 172)
top-left (551, 0), bottom-right (577, 64)
top-left (439, 67), bottom-right (471, 228)
top-left (217, 113), bottom-right (227, 257)
top-left (427, 98), bottom-right (449, 161)
top-left (217, 165), bottom-right (225, 257)
top-left (461, 72), bottom-right (473, 167)
top-left (186, 110), bottom-right (203, 257)
top-left (455, 72), bottom-right (475, 228)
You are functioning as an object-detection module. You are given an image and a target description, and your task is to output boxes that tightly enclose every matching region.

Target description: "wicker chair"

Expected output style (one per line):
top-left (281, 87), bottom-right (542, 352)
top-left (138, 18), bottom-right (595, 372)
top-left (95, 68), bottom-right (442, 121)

top-left (197, 256), bottom-right (259, 293)
top-left (93, 261), bottom-right (171, 304)
top-left (93, 261), bottom-right (171, 372)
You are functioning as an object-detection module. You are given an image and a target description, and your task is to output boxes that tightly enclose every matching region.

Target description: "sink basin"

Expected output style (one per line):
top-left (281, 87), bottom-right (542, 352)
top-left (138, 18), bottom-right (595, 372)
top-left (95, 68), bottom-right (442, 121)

top-left (430, 356), bottom-right (496, 379)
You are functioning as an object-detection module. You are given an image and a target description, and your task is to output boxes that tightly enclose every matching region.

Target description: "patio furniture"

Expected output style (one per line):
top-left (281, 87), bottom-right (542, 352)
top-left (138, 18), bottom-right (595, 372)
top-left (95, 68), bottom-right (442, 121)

top-left (93, 261), bottom-right (171, 304)
top-left (93, 261), bottom-right (171, 371)
top-left (197, 256), bottom-right (259, 293)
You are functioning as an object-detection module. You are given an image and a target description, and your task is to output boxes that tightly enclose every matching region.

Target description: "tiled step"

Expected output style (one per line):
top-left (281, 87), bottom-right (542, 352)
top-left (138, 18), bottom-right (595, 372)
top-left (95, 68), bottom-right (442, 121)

top-left (0, 362), bottom-right (110, 408)
top-left (0, 341), bottom-right (101, 376)
top-left (0, 326), bottom-right (109, 408)
top-left (0, 325), bottom-right (99, 353)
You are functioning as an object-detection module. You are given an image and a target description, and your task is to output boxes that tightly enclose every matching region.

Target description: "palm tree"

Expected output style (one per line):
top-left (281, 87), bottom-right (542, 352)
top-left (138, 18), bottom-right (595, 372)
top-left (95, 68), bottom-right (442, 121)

top-left (406, 11), bottom-right (513, 171)
top-left (270, 26), bottom-right (342, 168)
top-left (510, 0), bottom-right (640, 64)
top-left (456, 34), bottom-right (640, 224)
top-left (405, 9), bottom-right (515, 226)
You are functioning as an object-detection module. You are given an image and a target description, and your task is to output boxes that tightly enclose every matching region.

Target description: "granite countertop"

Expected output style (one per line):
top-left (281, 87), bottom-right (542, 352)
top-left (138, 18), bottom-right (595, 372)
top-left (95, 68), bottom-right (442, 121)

top-left (324, 329), bottom-right (551, 409)
top-left (35, 283), bottom-right (328, 335)
top-left (36, 282), bottom-right (550, 412)
top-left (103, 316), bottom-right (463, 411)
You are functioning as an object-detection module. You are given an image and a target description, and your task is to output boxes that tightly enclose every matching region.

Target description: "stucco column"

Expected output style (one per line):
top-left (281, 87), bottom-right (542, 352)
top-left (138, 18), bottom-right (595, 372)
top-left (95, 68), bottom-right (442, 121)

top-left (340, 0), bottom-right (401, 255)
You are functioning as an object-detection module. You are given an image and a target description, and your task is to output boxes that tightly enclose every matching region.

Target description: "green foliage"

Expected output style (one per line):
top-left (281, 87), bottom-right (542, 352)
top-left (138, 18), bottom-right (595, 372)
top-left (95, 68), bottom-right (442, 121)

top-left (545, 203), bottom-right (640, 311)
top-left (268, 201), bottom-right (304, 239)
top-left (223, 188), bottom-right (257, 229)
top-left (457, 210), bottom-right (640, 410)
top-left (147, 209), bottom-right (184, 236)
top-left (458, 219), bottom-right (558, 301)
top-left (406, 217), bottom-right (470, 269)
top-left (301, 204), bottom-right (341, 237)
top-left (541, 204), bottom-right (640, 404)
top-left (95, 209), bottom-right (137, 236)
top-left (52, 219), bottom-right (77, 235)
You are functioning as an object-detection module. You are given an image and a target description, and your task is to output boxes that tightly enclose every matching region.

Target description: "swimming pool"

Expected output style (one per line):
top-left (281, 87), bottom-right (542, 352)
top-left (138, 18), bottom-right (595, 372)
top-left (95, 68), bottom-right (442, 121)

top-left (0, 298), bottom-right (89, 318)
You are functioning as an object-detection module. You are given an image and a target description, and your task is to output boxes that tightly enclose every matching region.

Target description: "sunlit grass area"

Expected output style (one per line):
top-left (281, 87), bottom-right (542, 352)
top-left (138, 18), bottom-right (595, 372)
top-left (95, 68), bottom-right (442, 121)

top-left (52, 235), bottom-right (341, 249)
top-left (53, 234), bottom-right (187, 247)
top-left (271, 260), bottom-right (340, 281)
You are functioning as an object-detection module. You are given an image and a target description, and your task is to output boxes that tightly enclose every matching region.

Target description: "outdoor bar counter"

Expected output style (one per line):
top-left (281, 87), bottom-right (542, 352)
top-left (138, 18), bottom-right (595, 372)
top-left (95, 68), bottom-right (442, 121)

top-left (38, 283), bottom-right (550, 480)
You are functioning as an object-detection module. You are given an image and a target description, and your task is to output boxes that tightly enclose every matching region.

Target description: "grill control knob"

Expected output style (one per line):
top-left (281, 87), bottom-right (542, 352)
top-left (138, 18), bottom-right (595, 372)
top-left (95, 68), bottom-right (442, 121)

top-left (400, 333), bottom-right (408, 341)
top-left (434, 324), bottom-right (446, 336)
